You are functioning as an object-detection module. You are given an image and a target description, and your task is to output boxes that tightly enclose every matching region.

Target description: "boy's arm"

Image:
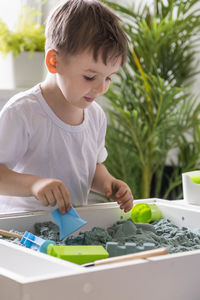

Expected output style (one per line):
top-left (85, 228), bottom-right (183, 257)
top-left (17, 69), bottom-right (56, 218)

top-left (91, 163), bottom-right (134, 212)
top-left (0, 164), bottom-right (70, 213)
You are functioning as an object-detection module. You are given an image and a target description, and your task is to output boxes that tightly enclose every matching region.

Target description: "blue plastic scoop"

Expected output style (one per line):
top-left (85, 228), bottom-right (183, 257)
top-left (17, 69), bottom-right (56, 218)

top-left (51, 206), bottom-right (88, 240)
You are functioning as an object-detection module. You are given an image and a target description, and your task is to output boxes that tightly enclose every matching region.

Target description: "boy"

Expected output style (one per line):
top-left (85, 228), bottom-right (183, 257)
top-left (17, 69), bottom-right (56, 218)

top-left (0, 0), bottom-right (134, 214)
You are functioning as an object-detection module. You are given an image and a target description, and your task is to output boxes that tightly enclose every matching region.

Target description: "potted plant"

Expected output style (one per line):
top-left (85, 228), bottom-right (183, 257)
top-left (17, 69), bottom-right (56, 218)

top-left (0, 5), bottom-right (45, 89)
top-left (102, 0), bottom-right (200, 200)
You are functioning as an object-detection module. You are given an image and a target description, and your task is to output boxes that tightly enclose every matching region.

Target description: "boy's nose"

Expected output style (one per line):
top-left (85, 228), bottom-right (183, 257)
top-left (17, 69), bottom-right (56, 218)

top-left (93, 81), bottom-right (108, 96)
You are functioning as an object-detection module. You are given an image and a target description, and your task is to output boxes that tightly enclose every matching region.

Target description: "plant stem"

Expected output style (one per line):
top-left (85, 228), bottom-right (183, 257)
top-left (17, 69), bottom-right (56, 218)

top-left (141, 164), bottom-right (152, 198)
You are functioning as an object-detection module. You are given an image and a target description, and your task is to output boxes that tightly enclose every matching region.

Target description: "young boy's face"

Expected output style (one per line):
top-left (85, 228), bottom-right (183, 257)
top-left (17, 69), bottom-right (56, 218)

top-left (55, 50), bottom-right (121, 109)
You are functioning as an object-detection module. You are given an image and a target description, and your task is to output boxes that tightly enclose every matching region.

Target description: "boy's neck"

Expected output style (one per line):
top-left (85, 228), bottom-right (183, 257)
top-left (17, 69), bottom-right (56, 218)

top-left (40, 76), bottom-right (84, 126)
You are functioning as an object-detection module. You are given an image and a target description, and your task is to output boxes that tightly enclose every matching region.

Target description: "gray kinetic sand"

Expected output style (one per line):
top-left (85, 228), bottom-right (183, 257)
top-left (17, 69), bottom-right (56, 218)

top-left (34, 218), bottom-right (200, 253)
top-left (2, 218), bottom-right (200, 254)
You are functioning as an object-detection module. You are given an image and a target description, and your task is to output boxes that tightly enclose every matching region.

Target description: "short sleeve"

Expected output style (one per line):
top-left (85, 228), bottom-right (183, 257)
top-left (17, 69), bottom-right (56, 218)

top-left (97, 110), bottom-right (108, 163)
top-left (0, 107), bottom-right (29, 169)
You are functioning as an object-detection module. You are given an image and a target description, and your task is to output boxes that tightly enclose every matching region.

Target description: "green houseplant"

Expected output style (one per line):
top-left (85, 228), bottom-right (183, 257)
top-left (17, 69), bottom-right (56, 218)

top-left (102, 0), bottom-right (200, 200)
top-left (0, 5), bottom-right (45, 56)
top-left (0, 5), bottom-right (45, 89)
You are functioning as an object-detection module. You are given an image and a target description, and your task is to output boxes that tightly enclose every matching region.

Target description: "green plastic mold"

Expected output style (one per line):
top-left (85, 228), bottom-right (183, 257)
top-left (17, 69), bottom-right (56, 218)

top-left (46, 244), bottom-right (109, 265)
top-left (131, 203), bottom-right (162, 223)
top-left (190, 174), bottom-right (200, 184)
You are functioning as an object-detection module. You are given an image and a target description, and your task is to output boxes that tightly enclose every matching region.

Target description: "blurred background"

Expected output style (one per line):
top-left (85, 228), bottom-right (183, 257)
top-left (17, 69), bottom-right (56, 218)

top-left (0, 0), bottom-right (200, 202)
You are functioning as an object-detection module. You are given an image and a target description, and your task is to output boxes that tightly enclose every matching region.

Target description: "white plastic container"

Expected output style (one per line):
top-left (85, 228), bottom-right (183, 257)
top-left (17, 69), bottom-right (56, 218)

top-left (1, 199), bottom-right (200, 300)
top-left (182, 170), bottom-right (200, 205)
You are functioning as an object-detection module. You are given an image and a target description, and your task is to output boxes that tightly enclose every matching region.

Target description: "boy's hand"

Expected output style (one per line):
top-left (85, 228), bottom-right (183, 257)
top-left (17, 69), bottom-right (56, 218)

top-left (104, 179), bottom-right (134, 212)
top-left (31, 178), bottom-right (71, 214)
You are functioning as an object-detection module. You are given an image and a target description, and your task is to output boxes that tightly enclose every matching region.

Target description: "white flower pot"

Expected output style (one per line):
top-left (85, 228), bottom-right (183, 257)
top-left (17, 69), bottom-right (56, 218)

top-left (0, 51), bottom-right (46, 89)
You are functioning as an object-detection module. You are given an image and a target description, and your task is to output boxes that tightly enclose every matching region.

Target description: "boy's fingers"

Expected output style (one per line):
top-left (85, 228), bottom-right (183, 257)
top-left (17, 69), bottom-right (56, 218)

top-left (51, 186), bottom-right (66, 214)
top-left (116, 189), bottom-right (133, 204)
top-left (39, 194), bottom-right (49, 206)
top-left (58, 184), bottom-right (71, 212)
top-left (120, 196), bottom-right (134, 211)
top-left (104, 186), bottom-right (112, 198)
top-left (120, 198), bottom-right (133, 209)
top-left (116, 189), bottom-right (128, 201)
top-left (45, 190), bottom-right (57, 206)
top-left (114, 184), bottom-right (129, 198)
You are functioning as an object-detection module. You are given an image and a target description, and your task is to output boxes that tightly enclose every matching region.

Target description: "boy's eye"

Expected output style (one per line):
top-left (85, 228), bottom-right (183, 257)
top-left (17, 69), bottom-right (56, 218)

top-left (83, 75), bottom-right (95, 81)
top-left (83, 75), bottom-right (112, 82)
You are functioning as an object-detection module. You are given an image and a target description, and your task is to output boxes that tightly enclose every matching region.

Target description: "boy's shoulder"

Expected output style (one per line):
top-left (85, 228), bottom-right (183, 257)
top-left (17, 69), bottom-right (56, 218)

top-left (88, 101), bottom-right (106, 118)
top-left (86, 101), bottom-right (107, 129)
top-left (2, 84), bottom-right (41, 113)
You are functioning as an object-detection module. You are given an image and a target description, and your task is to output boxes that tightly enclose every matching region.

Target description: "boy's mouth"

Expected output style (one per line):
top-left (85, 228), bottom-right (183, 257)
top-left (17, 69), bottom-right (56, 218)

top-left (84, 96), bottom-right (95, 103)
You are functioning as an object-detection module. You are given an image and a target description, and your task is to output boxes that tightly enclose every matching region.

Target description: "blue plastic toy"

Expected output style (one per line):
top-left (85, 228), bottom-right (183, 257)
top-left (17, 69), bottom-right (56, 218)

top-left (20, 231), bottom-right (56, 251)
top-left (51, 206), bottom-right (88, 240)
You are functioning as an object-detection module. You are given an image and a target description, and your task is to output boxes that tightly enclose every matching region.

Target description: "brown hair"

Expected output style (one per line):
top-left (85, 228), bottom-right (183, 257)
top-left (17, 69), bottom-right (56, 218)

top-left (45, 0), bottom-right (128, 65)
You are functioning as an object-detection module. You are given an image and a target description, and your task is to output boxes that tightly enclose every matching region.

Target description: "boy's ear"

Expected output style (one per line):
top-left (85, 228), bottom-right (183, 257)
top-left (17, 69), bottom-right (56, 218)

top-left (46, 50), bottom-right (58, 74)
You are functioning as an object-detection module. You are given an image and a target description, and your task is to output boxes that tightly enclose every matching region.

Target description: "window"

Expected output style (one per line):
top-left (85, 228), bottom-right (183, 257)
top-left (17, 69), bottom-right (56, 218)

top-left (0, 0), bottom-right (44, 28)
top-left (0, 0), bottom-right (21, 29)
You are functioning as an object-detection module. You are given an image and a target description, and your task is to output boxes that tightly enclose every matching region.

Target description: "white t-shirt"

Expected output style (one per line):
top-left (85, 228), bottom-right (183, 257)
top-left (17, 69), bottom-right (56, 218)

top-left (0, 84), bottom-right (108, 212)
